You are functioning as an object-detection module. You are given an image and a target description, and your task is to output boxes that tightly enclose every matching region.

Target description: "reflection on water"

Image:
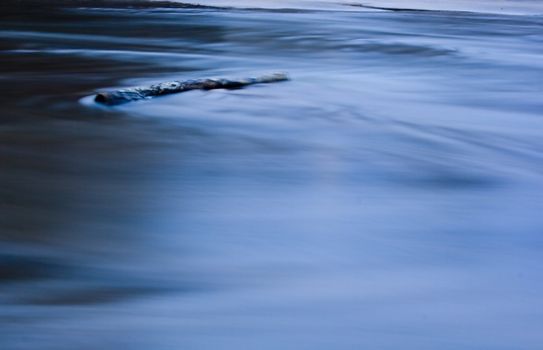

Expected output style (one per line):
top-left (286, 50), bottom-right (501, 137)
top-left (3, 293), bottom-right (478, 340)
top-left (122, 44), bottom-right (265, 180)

top-left (1, 1), bottom-right (543, 349)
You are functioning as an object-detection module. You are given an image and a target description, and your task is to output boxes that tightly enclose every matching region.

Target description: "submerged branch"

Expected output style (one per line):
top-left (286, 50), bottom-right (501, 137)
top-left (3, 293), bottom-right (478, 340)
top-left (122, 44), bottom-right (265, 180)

top-left (95, 73), bottom-right (289, 106)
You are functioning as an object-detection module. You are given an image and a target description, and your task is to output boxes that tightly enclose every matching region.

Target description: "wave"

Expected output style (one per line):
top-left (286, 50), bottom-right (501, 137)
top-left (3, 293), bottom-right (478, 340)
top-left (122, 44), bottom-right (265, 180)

top-left (12, 0), bottom-right (542, 15)
top-left (159, 0), bottom-right (543, 15)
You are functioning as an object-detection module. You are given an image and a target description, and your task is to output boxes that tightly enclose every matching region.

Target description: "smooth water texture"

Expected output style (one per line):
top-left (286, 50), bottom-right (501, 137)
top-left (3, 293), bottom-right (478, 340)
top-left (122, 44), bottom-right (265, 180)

top-left (1, 1), bottom-right (543, 349)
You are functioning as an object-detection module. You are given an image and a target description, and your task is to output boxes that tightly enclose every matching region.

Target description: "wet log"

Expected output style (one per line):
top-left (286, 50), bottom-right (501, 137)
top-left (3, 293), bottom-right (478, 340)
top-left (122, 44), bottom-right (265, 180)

top-left (95, 73), bottom-right (289, 106)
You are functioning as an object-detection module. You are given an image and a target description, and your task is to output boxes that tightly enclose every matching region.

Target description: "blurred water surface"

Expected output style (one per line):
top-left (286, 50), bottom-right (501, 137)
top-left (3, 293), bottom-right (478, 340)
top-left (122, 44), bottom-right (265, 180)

top-left (1, 1), bottom-right (543, 349)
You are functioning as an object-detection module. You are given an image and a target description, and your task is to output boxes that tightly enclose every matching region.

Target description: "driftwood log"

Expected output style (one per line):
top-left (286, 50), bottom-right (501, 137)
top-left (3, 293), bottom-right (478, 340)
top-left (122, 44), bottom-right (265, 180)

top-left (95, 73), bottom-right (289, 106)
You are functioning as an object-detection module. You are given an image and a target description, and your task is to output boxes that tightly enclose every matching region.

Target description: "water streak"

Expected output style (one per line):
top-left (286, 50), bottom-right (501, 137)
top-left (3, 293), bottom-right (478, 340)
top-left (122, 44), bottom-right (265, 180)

top-left (1, 1), bottom-right (543, 349)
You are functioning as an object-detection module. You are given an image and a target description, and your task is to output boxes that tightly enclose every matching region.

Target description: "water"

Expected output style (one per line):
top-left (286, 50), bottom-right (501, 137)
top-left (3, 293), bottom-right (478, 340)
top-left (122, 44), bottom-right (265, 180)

top-left (1, 1), bottom-right (543, 349)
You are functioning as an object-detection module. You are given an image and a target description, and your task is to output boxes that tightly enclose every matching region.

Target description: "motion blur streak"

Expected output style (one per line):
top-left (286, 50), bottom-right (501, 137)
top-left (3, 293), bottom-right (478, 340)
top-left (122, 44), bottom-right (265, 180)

top-left (1, 1), bottom-right (543, 349)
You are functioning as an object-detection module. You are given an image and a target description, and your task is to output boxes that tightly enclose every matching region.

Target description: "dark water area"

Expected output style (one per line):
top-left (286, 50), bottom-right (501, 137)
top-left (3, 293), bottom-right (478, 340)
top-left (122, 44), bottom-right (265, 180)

top-left (1, 1), bottom-right (543, 349)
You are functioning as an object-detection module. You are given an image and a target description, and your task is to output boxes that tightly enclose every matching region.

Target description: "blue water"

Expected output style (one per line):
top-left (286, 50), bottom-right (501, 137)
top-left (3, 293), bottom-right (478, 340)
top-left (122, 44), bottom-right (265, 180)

top-left (1, 1), bottom-right (543, 349)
